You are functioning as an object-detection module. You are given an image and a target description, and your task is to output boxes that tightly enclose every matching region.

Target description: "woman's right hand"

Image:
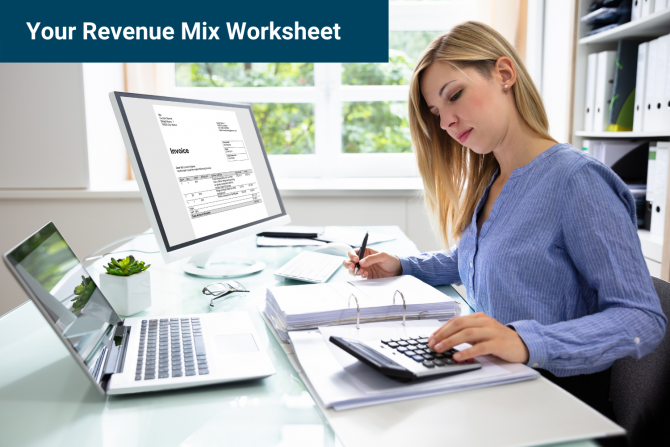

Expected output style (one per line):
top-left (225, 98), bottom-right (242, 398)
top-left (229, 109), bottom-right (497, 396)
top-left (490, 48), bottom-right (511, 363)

top-left (343, 248), bottom-right (402, 279)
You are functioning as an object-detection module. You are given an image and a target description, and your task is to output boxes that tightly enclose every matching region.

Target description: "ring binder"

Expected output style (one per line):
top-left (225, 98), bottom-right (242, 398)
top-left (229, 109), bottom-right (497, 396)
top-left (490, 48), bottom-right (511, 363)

top-left (393, 290), bottom-right (406, 326)
top-left (348, 294), bottom-right (360, 329)
top-left (264, 276), bottom-right (461, 342)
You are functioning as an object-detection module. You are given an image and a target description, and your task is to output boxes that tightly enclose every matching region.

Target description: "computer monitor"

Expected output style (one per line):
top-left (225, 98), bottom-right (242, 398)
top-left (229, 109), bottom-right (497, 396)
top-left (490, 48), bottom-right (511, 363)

top-left (109, 92), bottom-right (290, 277)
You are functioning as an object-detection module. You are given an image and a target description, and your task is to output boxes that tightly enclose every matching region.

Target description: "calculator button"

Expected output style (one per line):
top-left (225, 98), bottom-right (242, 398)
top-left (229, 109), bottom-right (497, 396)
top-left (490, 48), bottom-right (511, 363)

top-left (418, 338), bottom-right (429, 344)
top-left (388, 342), bottom-right (399, 348)
top-left (434, 353), bottom-right (444, 358)
top-left (407, 340), bottom-right (418, 346)
top-left (390, 338), bottom-right (401, 342)
top-left (397, 347), bottom-right (408, 352)
top-left (422, 360), bottom-right (435, 368)
top-left (397, 341), bottom-right (408, 347)
top-left (443, 358), bottom-right (456, 365)
top-left (381, 339), bottom-right (392, 344)
top-left (400, 337), bottom-right (411, 341)
top-left (433, 360), bottom-right (445, 366)
top-left (422, 354), bottom-right (434, 360)
top-left (404, 350), bottom-right (416, 357)
top-left (412, 355), bottom-right (425, 362)
top-left (417, 344), bottom-right (427, 349)
top-left (414, 349), bottom-right (426, 355)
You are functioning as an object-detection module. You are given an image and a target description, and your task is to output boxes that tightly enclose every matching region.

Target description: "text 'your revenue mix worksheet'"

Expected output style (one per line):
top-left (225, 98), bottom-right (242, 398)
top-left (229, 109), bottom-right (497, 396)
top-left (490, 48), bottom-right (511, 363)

top-left (153, 105), bottom-right (268, 239)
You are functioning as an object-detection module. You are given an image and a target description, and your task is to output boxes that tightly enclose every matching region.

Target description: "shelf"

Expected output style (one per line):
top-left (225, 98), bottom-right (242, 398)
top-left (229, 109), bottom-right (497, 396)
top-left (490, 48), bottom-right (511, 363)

top-left (575, 131), bottom-right (670, 138)
top-left (638, 229), bottom-right (663, 263)
top-left (579, 8), bottom-right (670, 45)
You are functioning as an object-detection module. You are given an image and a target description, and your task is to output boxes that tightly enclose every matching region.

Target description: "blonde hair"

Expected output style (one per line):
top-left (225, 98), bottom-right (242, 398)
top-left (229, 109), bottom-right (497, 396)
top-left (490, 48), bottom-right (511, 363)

top-left (409, 21), bottom-right (555, 248)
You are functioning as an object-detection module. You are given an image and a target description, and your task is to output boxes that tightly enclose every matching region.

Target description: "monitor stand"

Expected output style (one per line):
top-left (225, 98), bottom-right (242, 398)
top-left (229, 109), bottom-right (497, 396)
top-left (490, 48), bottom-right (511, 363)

top-left (183, 250), bottom-right (265, 278)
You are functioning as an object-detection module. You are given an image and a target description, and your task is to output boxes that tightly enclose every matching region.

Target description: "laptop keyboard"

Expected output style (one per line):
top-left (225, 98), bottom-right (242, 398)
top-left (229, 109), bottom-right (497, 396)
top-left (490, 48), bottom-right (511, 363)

top-left (135, 317), bottom-right (209, 380)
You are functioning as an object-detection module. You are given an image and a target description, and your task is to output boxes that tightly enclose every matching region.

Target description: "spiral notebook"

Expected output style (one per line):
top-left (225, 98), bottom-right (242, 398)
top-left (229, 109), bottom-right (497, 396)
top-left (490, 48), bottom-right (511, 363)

top-left (263, 276), bottom-right (461, 343)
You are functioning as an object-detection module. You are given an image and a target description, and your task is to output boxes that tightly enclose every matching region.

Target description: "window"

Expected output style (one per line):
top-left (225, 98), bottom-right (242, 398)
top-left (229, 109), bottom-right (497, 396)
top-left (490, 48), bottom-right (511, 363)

top-left (157, 1), bottom-right (528, 178)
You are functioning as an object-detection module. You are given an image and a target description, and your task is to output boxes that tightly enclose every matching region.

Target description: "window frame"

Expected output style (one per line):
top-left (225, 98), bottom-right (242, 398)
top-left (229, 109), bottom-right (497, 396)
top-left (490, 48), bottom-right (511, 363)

top-left (157, 1), bottom-right (489, 179)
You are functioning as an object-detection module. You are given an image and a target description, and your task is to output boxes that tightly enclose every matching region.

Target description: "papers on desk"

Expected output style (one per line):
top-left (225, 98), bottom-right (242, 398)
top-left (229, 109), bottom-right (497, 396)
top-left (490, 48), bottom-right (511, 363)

top-left (256, 236), bottom-right (327, 247)
top-left (316, 227), bottom-right (396, 246)
top-left (256, 226), bottom-right (396, 247)
top-left (289, 320), bottom-right (539, 411)
top-left (264, 276), bottom-right (461, 342)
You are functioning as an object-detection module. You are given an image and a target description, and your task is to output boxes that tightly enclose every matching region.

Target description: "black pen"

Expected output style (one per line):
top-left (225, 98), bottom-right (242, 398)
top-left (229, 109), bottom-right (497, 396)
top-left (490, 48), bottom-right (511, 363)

top-left (354, 232), bottom-right (369, 276)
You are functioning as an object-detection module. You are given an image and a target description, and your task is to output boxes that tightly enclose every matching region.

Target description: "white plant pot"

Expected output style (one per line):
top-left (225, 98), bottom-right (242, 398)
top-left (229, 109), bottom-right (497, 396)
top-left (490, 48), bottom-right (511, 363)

top-left (99, 270), bottom-right (152, 316)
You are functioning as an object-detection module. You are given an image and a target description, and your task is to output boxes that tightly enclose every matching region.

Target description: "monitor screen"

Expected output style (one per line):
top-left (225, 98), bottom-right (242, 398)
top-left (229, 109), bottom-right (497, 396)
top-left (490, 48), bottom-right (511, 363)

top-left (115, 94), bottom-right (286, 252)
top-left (5, 222), bottom-right (121, 382)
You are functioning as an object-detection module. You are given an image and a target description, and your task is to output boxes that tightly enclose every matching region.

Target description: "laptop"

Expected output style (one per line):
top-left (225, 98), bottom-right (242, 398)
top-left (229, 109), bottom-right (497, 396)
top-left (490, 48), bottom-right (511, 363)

top-left (3, 222), bottom-right (276, 395)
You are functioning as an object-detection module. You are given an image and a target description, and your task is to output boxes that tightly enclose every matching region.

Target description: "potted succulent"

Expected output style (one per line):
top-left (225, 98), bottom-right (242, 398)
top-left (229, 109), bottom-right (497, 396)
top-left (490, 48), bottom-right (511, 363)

top-left (99, 255), bottom-right (151, 316)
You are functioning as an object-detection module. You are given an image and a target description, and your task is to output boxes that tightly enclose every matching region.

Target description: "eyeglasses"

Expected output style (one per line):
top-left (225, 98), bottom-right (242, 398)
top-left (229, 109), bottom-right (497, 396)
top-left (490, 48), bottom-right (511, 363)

top-left (202, 281), bottom-right (249, 307)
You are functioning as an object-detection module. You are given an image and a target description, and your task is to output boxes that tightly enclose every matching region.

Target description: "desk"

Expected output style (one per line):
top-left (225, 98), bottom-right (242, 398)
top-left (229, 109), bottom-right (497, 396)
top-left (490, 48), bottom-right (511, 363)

top-left (0, 226), bottom-right (622, 447)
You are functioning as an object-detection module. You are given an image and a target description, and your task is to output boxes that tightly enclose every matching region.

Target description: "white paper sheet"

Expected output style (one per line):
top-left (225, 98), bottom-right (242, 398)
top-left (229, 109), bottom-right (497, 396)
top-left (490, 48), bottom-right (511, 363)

top-left (289, 320), bottom-right (539, 410)
top-left (256, 236), bottom-right (327, 247)
top-left (316, 228), bottom-right (395, 246)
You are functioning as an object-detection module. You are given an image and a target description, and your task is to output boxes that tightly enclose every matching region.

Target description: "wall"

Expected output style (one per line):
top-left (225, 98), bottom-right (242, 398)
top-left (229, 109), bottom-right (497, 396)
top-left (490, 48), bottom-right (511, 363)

top-left (0, 195), bottom-right (443, 316)
top-left (0, 63), bottom-right (90, 188)
top-left (541, 0), bottom-right (577, 144)
top-left (82, 63), bottom-right (128, 188)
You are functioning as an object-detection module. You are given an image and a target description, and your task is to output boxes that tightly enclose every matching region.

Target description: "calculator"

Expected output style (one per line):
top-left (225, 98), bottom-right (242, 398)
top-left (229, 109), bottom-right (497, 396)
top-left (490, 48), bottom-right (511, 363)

top-left (329, 335), bottom-right (481, 382)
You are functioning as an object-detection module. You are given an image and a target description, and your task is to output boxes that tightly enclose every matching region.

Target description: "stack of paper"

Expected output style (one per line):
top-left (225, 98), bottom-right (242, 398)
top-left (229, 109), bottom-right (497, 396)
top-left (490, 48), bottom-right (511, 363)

top-left (289, 320), bottom-right (539, 410)
top-left (264, 276), bottom-right (461, 342)
top-left (316, 227), bottom-right (395, 246)
top-left (256, 225), bottom-right (396, 247)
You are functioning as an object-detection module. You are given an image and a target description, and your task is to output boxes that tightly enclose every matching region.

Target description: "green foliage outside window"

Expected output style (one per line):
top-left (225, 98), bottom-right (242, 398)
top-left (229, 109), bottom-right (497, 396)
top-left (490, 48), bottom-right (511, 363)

top-left (343, 101), bottom-right (411, 153)
top-left (252, 103), bottom-right (315, 154)
top-left (175, 63), bottom-right (314, 87)
top-left (175, 31), bottom-right (442, 154)
top-left (341, 32), bottom-right (441, 86)
top-left (176, 63), bottom-right (315, 154)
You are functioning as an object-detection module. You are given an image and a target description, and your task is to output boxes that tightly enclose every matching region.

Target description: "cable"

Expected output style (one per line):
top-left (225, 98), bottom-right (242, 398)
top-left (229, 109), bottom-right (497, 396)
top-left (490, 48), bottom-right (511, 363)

top-left (84, 231), bottom-right (155, 261)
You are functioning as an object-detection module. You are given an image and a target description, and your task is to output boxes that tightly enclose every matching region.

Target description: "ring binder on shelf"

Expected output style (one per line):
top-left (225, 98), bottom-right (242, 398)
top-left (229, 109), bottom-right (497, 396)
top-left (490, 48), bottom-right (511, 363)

top-left (348, 294), bottom-right (360, 329)
top-left (393, 290), bottom-right (406, 326)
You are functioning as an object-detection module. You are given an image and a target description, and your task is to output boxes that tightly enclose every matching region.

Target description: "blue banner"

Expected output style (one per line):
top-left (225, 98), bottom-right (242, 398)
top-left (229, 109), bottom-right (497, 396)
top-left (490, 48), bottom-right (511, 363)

top-left (0, 0), bottom-right (389, 62)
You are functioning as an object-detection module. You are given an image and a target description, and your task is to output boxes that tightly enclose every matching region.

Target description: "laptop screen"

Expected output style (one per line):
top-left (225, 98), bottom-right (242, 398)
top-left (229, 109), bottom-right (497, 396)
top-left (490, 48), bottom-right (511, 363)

top-left (4, 222), bottom-right (122, 382)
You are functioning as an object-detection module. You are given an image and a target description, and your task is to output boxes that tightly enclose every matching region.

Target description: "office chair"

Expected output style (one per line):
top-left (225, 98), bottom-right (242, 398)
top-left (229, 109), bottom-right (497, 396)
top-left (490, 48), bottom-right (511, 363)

top-left (610, 276), bottom-right (670, 446)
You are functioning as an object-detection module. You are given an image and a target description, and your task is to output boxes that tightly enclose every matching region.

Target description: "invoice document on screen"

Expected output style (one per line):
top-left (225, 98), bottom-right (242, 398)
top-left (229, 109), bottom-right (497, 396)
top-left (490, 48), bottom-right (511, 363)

top-left (153, 105), bottom-right (269, 239)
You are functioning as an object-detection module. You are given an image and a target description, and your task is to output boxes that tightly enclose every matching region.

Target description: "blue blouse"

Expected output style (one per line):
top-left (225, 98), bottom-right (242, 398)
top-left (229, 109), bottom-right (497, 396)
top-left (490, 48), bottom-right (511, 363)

top-left (398, 143), bottom-right (667, 377)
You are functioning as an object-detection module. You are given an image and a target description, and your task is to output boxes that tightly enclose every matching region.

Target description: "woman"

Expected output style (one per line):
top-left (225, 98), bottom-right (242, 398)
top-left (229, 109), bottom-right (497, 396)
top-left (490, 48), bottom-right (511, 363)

top-left (343, 21), bottom-right (666, 417)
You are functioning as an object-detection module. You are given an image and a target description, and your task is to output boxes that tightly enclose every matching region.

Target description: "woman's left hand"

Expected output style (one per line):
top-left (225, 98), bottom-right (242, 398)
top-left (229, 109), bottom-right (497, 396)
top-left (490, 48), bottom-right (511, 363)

top-left (428, 312), bottom-right (530, 364)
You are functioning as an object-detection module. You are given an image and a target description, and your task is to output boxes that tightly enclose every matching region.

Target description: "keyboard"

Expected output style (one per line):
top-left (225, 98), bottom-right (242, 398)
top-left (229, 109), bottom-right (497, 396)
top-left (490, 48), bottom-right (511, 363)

top-left (135, 317), bottom-right (209, 380)
top-left (329, 334), bottom-right (481, 382)
top-left (274, 251), bottom-right (343, 284)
